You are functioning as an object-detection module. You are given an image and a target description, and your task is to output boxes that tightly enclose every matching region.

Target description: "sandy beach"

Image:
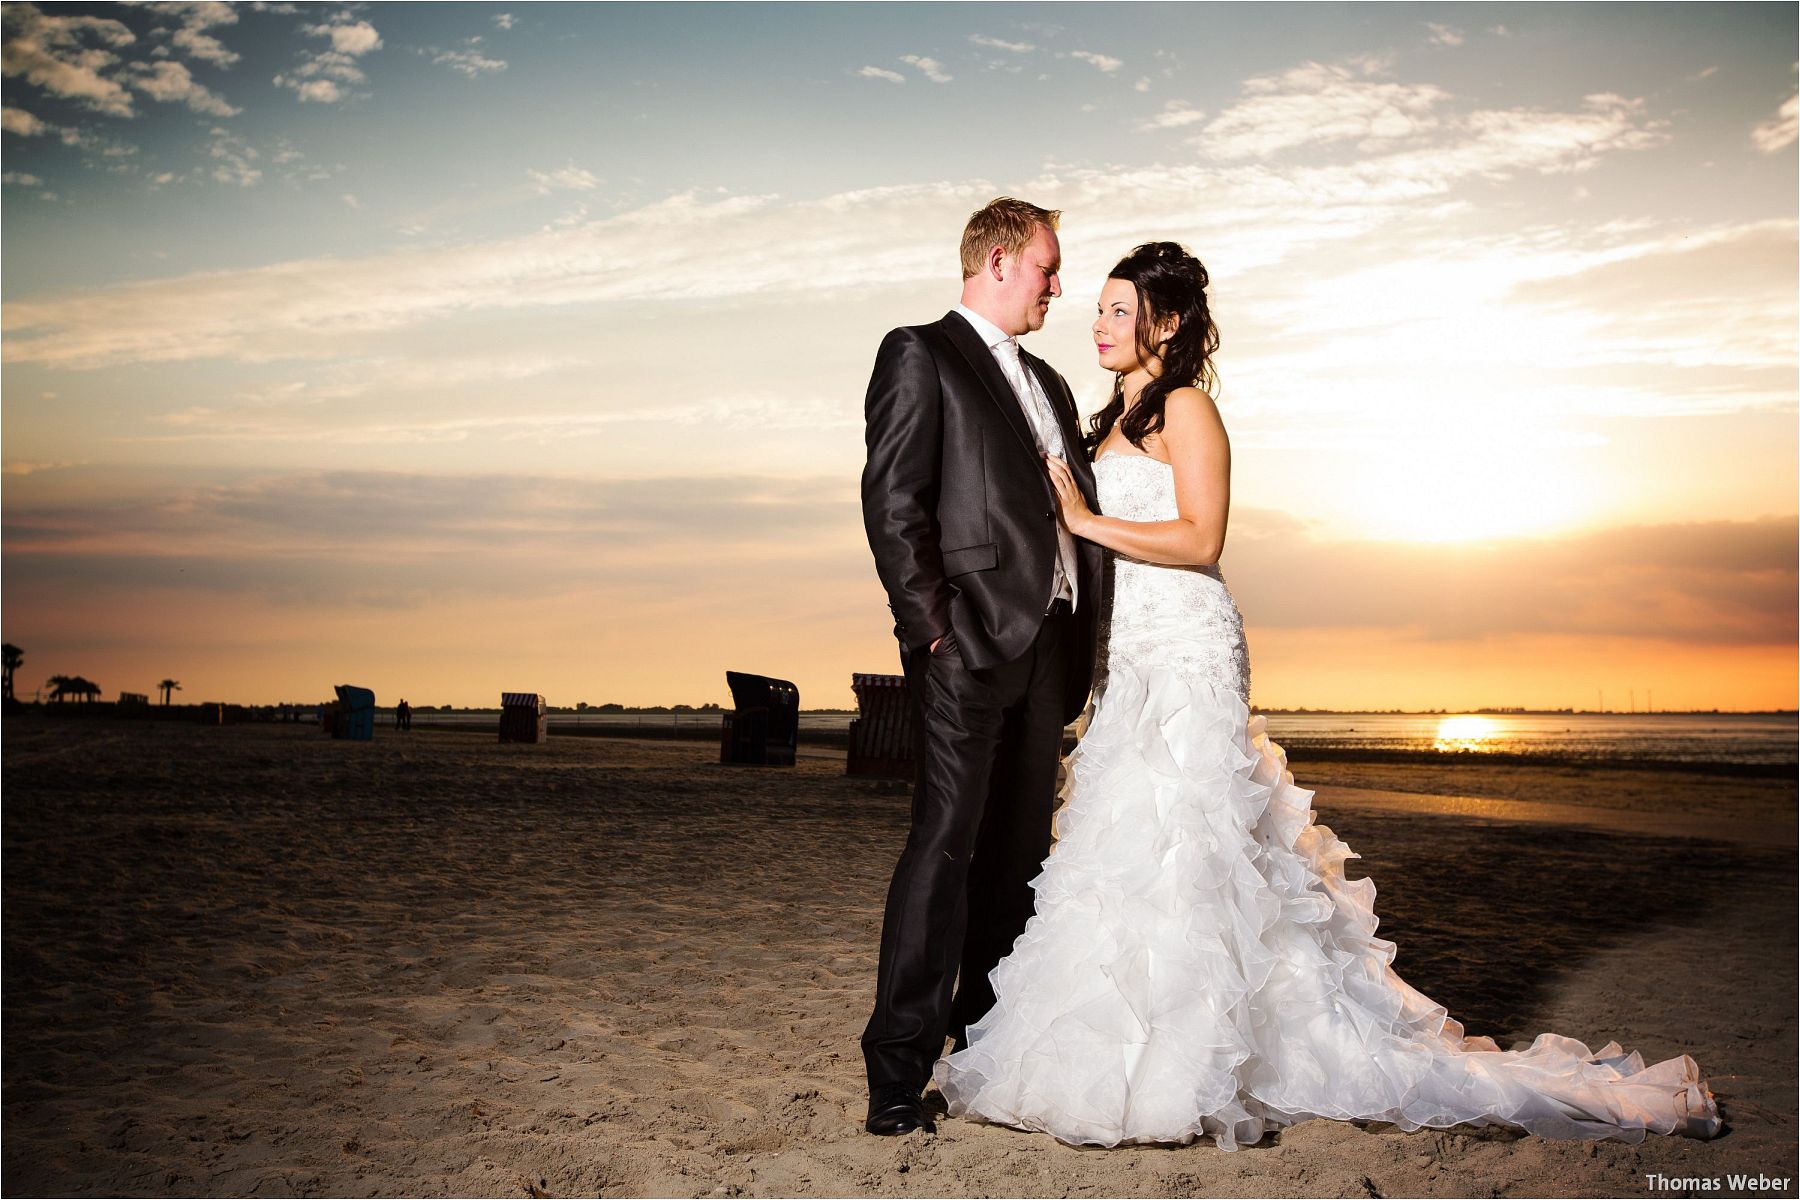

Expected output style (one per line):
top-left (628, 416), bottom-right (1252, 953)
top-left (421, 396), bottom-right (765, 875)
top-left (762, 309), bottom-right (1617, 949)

top-left (3, 717), bottom-right (1795, 1198)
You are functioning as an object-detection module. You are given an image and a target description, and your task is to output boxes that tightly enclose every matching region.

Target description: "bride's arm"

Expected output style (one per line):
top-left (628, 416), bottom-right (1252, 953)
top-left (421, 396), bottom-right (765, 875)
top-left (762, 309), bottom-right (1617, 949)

top-left (1044, 387), bottom-right (1230, 566)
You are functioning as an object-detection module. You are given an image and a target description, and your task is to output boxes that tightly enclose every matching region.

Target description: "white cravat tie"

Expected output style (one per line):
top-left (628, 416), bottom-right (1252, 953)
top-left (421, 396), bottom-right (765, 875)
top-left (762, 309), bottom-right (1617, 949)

top-left (996, 337), bottom-right (1078, 610)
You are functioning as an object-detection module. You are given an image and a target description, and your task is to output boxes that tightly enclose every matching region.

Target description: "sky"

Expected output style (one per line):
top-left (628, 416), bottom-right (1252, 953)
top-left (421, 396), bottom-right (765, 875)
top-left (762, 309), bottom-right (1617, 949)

top-left (2, 1), bottom-right (1795, 711)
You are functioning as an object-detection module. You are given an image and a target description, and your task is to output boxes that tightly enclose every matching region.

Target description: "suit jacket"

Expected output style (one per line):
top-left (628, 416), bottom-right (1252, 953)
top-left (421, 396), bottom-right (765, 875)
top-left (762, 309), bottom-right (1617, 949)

top-left (861, 310), bottom-right (1103, 725)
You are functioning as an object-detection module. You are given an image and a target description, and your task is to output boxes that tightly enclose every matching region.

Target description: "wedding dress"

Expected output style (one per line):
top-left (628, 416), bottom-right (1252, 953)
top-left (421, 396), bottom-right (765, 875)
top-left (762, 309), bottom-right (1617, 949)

top-left (931, 452), bottom-right (1722, 1150)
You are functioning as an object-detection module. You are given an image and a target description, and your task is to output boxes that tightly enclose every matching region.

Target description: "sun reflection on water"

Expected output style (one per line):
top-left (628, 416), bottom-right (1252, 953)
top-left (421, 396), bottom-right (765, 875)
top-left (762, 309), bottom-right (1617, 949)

top-left (1433, 715), bottom-right (1501, 753)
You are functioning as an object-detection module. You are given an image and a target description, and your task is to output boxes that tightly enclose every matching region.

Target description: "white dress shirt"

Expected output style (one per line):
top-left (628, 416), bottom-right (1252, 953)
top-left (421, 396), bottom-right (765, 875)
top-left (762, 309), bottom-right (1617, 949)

top-left (954, 304), bottom-right (1079, 612)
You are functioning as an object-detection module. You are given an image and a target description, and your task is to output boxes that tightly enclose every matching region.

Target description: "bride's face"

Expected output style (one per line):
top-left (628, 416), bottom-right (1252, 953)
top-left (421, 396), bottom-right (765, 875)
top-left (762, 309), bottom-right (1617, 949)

top-left (1094, 277), bottom-right (1143, 374)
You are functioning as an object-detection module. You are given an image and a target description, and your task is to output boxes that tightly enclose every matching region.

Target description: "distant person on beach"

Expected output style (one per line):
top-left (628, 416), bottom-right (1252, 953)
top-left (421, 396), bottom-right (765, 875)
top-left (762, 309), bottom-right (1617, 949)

top-left (856, 197), bottom-right (1104, 1137)
top-left (395, 699), bottom-right (411, 732)
top-left (927, 241), bottom-right (1724, 1150)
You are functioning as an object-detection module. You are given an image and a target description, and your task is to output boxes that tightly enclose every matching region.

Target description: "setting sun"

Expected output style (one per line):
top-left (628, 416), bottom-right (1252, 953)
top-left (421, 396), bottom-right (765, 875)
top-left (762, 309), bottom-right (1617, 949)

top-left (1434, 715), bottom-right (1501, 752)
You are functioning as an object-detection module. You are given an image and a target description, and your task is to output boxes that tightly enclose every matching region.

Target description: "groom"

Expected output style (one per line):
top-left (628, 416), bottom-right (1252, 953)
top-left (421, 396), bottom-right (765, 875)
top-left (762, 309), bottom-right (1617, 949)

top-left (858, 197), bottom-right (1102, 1135)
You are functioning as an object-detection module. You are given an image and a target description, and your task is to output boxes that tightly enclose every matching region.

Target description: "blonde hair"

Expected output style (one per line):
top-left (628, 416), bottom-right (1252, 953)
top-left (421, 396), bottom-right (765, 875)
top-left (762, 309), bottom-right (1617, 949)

top-left (959, 196), bottom-right (1061, 280)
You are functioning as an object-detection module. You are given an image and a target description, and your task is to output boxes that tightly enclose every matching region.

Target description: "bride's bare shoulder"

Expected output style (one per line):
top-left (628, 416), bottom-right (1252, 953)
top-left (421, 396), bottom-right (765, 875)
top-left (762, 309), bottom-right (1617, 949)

top-left (1163, 385), bottom-right (1219, 415)
top-left (1161, 387), bottom-right (1226, 438)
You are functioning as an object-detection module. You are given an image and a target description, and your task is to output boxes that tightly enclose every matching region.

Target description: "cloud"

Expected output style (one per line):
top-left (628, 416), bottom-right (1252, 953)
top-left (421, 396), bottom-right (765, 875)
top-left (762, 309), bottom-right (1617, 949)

top-left (1751, 92), bottom-right (1798, 154)
top-left (543, 202), bottom-right (589, 230)
top-left (149, 1), bottom-right (241, 67)
top-left (0, 1), bottom-right (138, 116)
top-left (527, 164), bottom-right (600, 194)
top-left (1199, 59), bottom-right (1451, 158)
top-left (207, 127), bottom-right (260, 186)
top-left (1067, 50), bottom-right (1122, 73)
top-left (1195, 60), bottom-right (1669, 182)
top-left (1228, 515), bottom-right (1797, 646)
top-left (292, 50), bottom-right (366, 82)
top-left (3, 171), bottom-right (45, 186)
top-left (2, 105), bottom-right (49, 135)
top-left (433, 47), bottom-right (507, 77)
top-left (0, 57), bottom-right (1773, 451)
top-left (304, 18), bottom-right (382, 57)
top-left (170, 22), bottom-right (237, 66)
top-left (2, 469), bottom-right (864, 612)
top-left (857, 65), bottom-right (904, 84)
top-left (899, 54), bottom-right (952, 84)
top-left (16, 116), bottom-right (135, 163)
top-left (131, 383), bottom-right (856, 447)
top-left (5, 474), bottom-right (1789, 673)
top-left (0, 187), bottom-right (930, 366)
top-left (1133, 77), bottom-right (1150, 93)
top-left (126, 59), bottom-right (240, 116)
top-left (1137, 100), bottom-right (1206, 131)
top-left (1205, 216), bottom-right (1797, 463)
top-left (493, 12), bottom-right (515, 31)
top-left (1486, 219), bottom-right (1799, 389)
top-left (119, 353), bottom-right (598, 439)
top-left (276, 16), bottom-right (381, 101)
top-left (3, 100), bottom-right (1761, 393)
top-left (969, 34), bottom-right (1033, 54)
top-left (277, 77), bottom-right (342, 103)
top-left (1424, 22), bottom-right (1464, 47)
top-left (3, 459), bottom-right (85, 475)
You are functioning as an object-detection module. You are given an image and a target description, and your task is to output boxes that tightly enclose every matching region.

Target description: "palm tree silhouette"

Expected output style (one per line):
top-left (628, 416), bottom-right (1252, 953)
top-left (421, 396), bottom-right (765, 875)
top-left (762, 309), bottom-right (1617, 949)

top-left (46, 674), bottom-right (73, 703)
top-left (2, 643), bottom-right (20, 703)
top-left (158, 679), bottom-right (182, 705)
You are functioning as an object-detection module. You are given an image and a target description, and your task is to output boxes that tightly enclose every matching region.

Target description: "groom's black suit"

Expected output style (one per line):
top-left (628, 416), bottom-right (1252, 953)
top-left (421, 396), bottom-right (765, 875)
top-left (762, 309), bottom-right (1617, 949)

top-left (859, 310), bottom-right (1102, 1095)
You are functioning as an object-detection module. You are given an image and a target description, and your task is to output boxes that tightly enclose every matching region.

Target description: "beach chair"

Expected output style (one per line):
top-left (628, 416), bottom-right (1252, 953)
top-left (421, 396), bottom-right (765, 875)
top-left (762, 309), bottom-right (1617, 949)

top-left (499, 692), bottom-right (547, 743)
top-left (846, 672), bottom-right (915, 780)
top-left (331, 685), bottom-right (376, 741)
top-left (720, 671), bottom-right (798, 766)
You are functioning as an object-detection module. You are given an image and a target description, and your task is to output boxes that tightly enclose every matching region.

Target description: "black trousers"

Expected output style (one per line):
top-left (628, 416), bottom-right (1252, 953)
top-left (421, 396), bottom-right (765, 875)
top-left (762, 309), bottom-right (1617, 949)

top-left (861, 606), bottom-right (1071, 1093)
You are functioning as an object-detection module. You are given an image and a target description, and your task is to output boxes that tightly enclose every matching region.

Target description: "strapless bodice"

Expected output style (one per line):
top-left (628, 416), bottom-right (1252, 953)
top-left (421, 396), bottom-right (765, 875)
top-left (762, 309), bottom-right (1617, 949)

top-left (1093, 453), bottom-right (1249, 704)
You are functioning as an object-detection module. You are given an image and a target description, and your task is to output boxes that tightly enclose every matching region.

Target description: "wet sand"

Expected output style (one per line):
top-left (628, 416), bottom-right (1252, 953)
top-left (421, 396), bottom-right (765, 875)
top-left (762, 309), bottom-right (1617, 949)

top-left (3, 719), bottom-right (1795, 1197)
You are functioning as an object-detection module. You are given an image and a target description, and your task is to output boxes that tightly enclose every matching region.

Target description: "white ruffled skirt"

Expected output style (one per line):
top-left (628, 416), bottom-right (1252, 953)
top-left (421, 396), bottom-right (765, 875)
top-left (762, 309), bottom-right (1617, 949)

top-left (931, 661), bottom-right (1723, 1150)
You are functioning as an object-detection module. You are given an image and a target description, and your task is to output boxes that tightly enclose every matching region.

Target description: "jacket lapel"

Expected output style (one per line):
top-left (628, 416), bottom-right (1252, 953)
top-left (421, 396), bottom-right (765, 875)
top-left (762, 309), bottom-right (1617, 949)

top-left (940, 312), bottom-right (1037, 457)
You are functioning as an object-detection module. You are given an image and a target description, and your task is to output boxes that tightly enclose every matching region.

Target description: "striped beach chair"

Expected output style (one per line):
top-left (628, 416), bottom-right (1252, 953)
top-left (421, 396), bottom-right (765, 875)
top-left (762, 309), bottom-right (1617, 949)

top-left (846, 672), bottom-right (915, 781)
top-left (499, 692), bottom-right (546, 743)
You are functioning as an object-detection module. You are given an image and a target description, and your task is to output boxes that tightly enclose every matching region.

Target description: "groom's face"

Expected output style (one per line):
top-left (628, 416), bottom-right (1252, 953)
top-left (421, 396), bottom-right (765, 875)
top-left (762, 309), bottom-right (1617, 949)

top-left (999, 225), bottom-right (1063, 335)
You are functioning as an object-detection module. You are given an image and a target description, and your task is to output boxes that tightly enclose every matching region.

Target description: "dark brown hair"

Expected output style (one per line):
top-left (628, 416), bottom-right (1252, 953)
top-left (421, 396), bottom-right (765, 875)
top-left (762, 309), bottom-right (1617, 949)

top-left (1084, 241), bottom-right (1219, 454)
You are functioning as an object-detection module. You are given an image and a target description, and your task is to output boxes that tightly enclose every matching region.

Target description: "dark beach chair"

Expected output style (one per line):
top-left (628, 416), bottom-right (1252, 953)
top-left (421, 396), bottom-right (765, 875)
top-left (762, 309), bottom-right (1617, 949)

top-left (499, 692), bottom-right (547, 743)
top-left (331, 684), bottom-right (376, 741)
top-left (846, 672), bottom-right (915, 781)
top-left (720, 671), bottom-right (799, 766)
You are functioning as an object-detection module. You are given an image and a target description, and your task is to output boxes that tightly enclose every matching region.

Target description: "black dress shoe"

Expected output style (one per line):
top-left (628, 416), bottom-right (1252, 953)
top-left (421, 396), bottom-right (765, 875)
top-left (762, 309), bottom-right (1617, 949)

top-left (865, 1085), bottom-right (932, 1136)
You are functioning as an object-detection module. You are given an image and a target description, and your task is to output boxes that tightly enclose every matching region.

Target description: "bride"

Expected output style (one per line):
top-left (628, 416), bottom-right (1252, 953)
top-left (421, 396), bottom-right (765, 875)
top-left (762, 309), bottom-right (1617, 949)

top-left (929, 241), bottom-right (1724, 1151)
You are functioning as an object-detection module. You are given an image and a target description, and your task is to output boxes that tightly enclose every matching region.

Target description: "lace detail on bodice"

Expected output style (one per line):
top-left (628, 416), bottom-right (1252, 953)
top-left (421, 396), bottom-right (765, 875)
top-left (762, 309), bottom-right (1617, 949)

top-left (1093, 454), bottom-right (1249, 705)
